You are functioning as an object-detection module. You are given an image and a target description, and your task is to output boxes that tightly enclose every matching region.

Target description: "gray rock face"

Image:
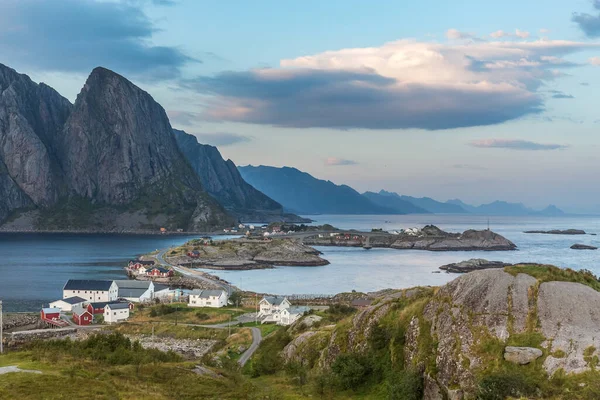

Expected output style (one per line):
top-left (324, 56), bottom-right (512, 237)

top-left (504, 346), bottom-right (543, 364)
top-left (59, 68), bottom-right (199, 204)
top-left (538, 281), bottom-right (600, 375)
top-left (413, 270), bottom-right (537, 395)
top-left (173, 129), bottom-right (287, 221)
top-left (0, 63), bottom-right (72, 218)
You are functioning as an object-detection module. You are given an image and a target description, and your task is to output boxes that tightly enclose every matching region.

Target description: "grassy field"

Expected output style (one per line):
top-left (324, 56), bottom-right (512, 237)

top-left (131, 302), bottom-right (253, 325)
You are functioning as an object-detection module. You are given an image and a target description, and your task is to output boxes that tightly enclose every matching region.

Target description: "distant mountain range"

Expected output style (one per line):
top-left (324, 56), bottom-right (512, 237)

top-left (238, 166), bottom-right (396, 215)
top-left (239, 166), bottom-right (566, 216)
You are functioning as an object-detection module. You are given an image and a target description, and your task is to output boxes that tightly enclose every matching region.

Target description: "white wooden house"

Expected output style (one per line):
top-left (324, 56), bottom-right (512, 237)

top-left (49, 296), bottom-right (88, 312)
top-left (104, 303), bottom-right (130, 324)
top-left (63, 280), bottom-right (118, 302)
top-left (114, 280), bottom-right (154, 303)
top-left (258, 296), bottom-right (291, 317)
top-left (279, 306), bottom-right (310, 326)
top-left (188, 290), bottom-right (228, 308)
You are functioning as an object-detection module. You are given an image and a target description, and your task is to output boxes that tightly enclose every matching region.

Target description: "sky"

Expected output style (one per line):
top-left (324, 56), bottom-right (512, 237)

top-left (1, 0), bottom-right (600, 212)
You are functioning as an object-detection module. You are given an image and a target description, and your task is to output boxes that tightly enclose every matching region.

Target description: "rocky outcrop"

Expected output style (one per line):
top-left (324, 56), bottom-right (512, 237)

top-left (504, 346), bottom-right (543, 364)
top-left (0, 64), bottom-right (235, 231)
top-left (525, 229), bottom-right (587, 235)
top-left (166, 238), bottom-right (329, 269)
top-left (538, 281), bottom-right (600, 375)
top-left (391, 227), bottom-right (517, 251)
top-left (570, 244), bottom-right (597, 250)
top-left (439, 258), bottom-right (511, 273)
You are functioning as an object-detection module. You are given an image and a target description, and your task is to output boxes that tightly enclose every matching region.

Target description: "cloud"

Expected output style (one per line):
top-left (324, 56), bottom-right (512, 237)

top-left (470, 139), bottom-right (568, 150)
top-left (325, 157), bottom-right (359, 166)
top-left (540, 28), bottom-right (551, 34)
top-left (446, 29), bottom-right (479, 41)
top-left (551, 93), bottom-right (575, 99)
top-left (489, 29), bottom-right (531, 39)
top-left (581, 82), bottom-right (591, 86)
top-left (591, 57), bottom-right (600, 65)
top-left (193, 132), bottom-right (252, 147)
top-left (190, 38), bottom-right (599, 130)
top-left (167, 110), bottom-right (202, 126)
top-left (572, 1), bottom-right (600, 38)
top-left (0, 0), bottom-right (194, 80)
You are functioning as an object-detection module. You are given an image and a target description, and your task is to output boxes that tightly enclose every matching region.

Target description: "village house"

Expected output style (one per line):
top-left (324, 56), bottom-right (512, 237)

top-left (104, 303), bottom-right (130, 324)
top-left (40, 307), bottom-right (61, 321)
top-left (114, 280), bottom-right (154, 303)
top-left (280, 306), bottom-right (311, 326)
top-left (187, 250), bottom-right (201, 258)
top-left (87, 301), bottom-right (133, 315)
top-left (63, 280), bottom-right (118, 302)
top-left (148, 267), bottom-right (174, 278)
top-left (72, 305), bottom-right (93, 326)
top-left (49, 296), bottom-right (88, 312)
top-left (188, 290), bottom-right (229, 308)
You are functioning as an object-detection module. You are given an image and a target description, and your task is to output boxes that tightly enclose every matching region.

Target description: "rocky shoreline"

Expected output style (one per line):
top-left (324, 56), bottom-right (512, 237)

top-left (570, 244), bottom-right (598, 250)
top-left (303, 225), bottom-right (517, 252)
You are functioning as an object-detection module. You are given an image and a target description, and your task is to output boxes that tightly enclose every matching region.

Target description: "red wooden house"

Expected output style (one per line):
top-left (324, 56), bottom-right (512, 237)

top-left (149, 267), bottom-right (174, 278)
top-left (187, 250), bottom-right (201, 258)
top-left (88, 301), bottom-right (134, 315)
top-left (73, 308), bottom-right (93, 326)
top-left (40, 307), bottom-right (61, 321)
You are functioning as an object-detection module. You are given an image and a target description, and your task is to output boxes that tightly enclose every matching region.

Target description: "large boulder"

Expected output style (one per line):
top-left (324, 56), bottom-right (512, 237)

top-left (504, 346), bottom-right (543, 364)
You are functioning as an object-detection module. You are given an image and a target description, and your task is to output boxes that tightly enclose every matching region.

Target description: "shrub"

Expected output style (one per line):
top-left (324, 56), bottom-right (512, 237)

top-left (387, 369), bottom-right (424, 400)
top-left (196, 312), bottom-right (210, 321)
top-left (477, 372), bottom-right (537, 400)
top-left (331, 353), bottom-right (372, 390)
top-left (251, 329), bottom-right (292, 377)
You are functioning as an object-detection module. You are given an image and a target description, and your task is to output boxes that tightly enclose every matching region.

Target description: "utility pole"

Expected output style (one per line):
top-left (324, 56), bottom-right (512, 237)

top-left (0, 300), bottom-right (3, 354)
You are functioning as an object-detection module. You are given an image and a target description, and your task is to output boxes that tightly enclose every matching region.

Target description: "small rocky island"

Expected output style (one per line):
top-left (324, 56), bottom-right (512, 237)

top-left (302, 225), bottom-right (517, 251)
top-left (439, 258), bottom-right (512, 273)
top-left (164, 238), bottom-right (329, 270)
top-left (570, 244), bottom-right (598, 250)
top-left (524, 229), bottom-right (587, 235)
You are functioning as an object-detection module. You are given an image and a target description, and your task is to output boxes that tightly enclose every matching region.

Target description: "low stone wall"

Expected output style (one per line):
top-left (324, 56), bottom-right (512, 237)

top-left (2, 314), bottom-right (40, 331)
top-left (5, 328), bottom-right (78, 348)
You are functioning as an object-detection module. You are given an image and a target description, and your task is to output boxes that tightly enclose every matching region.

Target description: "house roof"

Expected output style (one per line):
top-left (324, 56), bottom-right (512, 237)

top-left (118, 288), bottom-right (149, 298)
top-left (151, 267), bottom-right (171, 273)
top-left (114, 280), bottom-right (152, 289)
top-left (64, 280), bottom-right (114, 291)
top-left (262, 296), bottom-right (287, 306)
top-left (57, 296), bottom-right (88, 305)
top-left (72, 305), bottom-right (91, 316)
top-left (42, 307), bottom-right (61, 314)
top-left (106, 303), bottom-right (130, 310)
top-left (89, 301), bottom-right (128, 309)
top-left (190, 289), bottom-right (226, 298)
top-left (154, 284), bottom-right (171, 292)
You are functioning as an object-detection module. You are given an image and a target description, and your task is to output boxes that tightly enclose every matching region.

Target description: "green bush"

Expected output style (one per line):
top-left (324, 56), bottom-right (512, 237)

top-left (149, 304), bottom-right (177, 317)
top-left (387, 369), bottom-right (423, 400)
top-left (331, 353), bottom-right (372, 390)
top-left (477, 371), bottom-right (538, 400)
top-left (196, 312), bottom-right (210, 321)
top-left (251, 329), bottom-right (292, 377)
top-left (28, 332), bottom-right (181, 366)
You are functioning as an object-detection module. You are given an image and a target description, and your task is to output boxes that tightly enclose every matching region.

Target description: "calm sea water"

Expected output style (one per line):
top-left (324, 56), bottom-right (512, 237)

top-left (1, 215), bottom-right (599, 311)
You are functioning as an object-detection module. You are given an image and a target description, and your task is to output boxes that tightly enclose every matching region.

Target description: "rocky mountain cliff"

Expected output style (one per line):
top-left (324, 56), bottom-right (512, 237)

top-left (173, 130), bottom-right (304, 222)
top-left (0, 63), bottom-right (72, 222)
top-left (0, 64), bottom-right (234, 232)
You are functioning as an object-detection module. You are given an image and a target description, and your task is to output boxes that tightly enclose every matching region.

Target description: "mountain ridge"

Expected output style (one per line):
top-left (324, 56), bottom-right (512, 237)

top-left (0, 64), bottom-right (298, 231)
